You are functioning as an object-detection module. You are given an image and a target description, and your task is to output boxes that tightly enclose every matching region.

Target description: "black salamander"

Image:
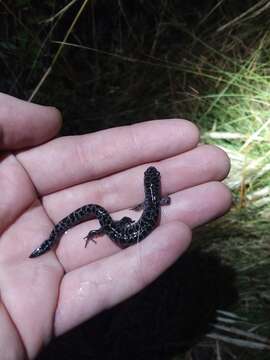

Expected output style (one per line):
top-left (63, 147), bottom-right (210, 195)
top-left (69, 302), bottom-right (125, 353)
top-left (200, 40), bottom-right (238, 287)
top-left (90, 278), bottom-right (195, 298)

top-left (29, 166), bottom-right (170, 258)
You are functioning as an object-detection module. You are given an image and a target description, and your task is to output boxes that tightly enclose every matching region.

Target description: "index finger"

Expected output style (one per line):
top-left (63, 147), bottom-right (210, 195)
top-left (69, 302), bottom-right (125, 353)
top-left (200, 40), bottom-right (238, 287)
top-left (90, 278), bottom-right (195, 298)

top-left (17, 119), bottom-right (199, 195)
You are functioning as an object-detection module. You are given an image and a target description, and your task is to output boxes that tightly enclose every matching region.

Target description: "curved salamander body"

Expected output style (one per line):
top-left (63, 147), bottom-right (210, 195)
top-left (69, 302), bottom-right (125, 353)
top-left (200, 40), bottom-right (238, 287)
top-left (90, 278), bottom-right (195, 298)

top-left (29, 166), bottom-right (170, 258)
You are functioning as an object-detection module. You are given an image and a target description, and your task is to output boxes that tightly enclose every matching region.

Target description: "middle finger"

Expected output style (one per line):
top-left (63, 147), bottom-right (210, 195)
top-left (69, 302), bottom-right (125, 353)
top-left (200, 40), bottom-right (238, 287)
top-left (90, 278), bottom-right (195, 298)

top-left (43, 144), bottom-right (229, 219)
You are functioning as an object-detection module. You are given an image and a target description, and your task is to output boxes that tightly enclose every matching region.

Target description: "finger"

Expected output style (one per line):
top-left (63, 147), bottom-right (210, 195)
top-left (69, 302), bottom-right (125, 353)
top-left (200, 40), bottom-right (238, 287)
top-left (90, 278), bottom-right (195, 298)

top-left (56, 181), bottom-right (230, 271)
top-left (0, 302), bottom-right (25, 359)
top-left (0, 154), bottom-right (36, 233)
top-left (0, 92), bottom-right (62, 150)
top-left (17, 119), bottom-right (199, 194)
top-left (163, 181), bottom-right (232, 227)
top-left (54, 221), bottom-right (191, 336)
top-left (0, 202), bottom-right (63, 359)
top-left (42, 144), bottom-right (230, 220)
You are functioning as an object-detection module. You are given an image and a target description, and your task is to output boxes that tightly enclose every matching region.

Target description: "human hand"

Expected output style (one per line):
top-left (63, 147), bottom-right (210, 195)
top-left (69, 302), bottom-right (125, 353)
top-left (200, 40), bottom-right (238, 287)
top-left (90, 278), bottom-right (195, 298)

top-left (0, 93), bottom-right (231, 359)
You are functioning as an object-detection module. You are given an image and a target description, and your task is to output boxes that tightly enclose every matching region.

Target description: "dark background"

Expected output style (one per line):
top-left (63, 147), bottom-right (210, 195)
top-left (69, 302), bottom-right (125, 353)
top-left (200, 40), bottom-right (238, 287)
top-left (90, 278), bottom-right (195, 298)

top-left (1, 0), bottom-right (259, 134)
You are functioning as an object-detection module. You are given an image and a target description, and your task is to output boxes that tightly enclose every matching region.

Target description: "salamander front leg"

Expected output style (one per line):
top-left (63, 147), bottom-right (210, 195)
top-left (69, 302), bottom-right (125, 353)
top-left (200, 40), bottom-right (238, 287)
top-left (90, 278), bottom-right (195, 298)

top-left (84, 228), bottom-right (104, 248)
top-left (116, 216), bottom-right (135, 230)
top-left (160, 195), bottom-right (171, 206)
top-left (131, 195), bottom-right (171, 211)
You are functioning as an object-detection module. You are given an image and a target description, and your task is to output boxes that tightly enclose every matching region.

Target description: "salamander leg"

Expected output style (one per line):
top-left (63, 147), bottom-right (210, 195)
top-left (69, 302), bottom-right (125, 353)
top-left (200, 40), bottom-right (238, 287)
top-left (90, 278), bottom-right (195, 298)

top-left (84, 228), bottom-right (104, 248)
top-left (131, 195), bottom-right (171, 211)
top-left (160, 195), bottom-right (171, 206)
top-left (116, 216), bottom-right (135, 230)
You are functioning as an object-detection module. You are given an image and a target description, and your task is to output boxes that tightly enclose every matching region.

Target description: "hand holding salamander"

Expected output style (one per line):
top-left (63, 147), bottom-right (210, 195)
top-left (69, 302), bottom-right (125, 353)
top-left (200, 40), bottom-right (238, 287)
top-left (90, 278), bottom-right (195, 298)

top-left (29, 166), bottom-right (171, 258)
top-left (0, 92), bottom-right (231, 360)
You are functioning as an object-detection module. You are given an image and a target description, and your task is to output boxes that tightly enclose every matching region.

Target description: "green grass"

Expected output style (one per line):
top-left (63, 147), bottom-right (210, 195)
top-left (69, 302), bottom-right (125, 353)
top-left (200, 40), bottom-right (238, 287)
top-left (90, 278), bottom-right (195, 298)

top-left (175, 9), bottom-right (270, 357)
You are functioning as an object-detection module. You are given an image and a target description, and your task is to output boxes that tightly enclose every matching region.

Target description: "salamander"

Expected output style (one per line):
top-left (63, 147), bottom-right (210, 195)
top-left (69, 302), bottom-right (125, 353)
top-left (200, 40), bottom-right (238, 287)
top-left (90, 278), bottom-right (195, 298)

top-left (29, 166), bottom-right (170, 258)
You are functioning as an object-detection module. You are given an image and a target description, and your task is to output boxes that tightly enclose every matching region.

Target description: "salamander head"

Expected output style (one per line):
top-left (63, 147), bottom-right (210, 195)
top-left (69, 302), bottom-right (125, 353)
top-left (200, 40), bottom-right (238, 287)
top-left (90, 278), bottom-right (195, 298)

top-left (144, 166), bottom-right (160, 178)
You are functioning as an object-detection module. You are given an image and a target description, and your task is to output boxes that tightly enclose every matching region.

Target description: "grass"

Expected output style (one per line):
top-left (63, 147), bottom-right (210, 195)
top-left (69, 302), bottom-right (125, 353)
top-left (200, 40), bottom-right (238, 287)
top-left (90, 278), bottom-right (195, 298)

top-left (175, 9), bottom-right (270, 357)
top-left (1, 0), bottom-right (270, 359)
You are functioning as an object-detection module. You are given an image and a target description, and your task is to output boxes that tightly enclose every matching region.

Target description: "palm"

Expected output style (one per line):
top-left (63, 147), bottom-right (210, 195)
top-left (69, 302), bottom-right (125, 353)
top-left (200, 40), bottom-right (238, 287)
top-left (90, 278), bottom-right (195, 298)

top-left (0, 98), bottom-right (231, 359)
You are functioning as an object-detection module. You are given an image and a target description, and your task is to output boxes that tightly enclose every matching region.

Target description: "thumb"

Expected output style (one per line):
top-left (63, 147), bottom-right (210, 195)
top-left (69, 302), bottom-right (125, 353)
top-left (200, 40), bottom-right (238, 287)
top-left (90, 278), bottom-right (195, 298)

top-left (0, 92), bottom-right (62, 150)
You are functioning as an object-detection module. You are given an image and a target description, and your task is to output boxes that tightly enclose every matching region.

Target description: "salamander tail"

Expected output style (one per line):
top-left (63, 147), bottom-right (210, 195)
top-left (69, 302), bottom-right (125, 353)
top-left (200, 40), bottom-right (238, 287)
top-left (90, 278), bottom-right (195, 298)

top-left (29, 239), bottom-right (52, 258)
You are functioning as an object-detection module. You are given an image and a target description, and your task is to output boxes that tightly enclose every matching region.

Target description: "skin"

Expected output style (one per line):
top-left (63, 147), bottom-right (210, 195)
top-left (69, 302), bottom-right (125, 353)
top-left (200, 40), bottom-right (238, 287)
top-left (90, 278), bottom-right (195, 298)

top-left (0, 92), bottom-right (232, 360)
